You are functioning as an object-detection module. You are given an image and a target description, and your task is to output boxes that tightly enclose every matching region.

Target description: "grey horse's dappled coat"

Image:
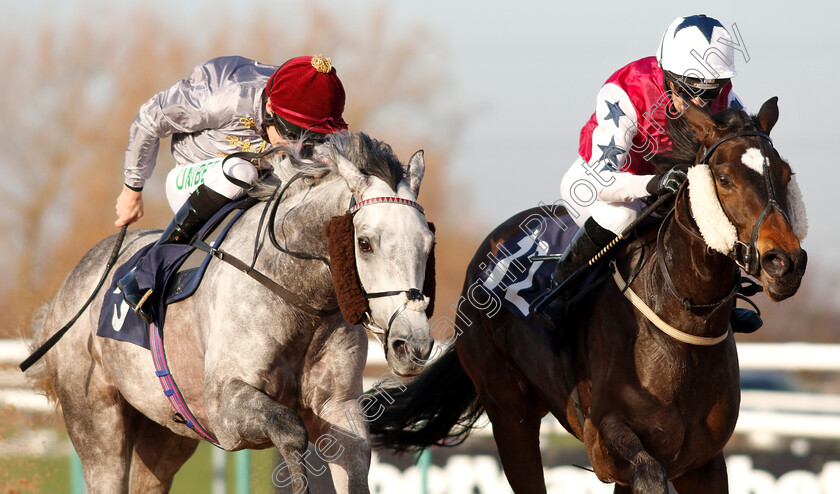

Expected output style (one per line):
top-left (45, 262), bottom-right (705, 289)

top-left (27, 131), bottom-right (435, 494)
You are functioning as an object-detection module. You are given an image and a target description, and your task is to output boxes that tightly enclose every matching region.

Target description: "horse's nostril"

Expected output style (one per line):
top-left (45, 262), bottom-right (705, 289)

top-left (407, 289), bottom-right (423, 301)
top-left (390, 339), bottom-right (408, 357)
top-left (761, 250), bottom-right (793, 277)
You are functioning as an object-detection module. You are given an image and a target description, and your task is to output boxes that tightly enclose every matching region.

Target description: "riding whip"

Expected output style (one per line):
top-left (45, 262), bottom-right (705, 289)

top-left (530, 190), bottom-right (676, 314)
top-left (19, 225), bottom-right (127, 372)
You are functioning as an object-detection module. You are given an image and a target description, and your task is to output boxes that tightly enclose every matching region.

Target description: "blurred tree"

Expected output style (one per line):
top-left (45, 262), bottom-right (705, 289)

top-left (0, 3), bottom-right (480, 338)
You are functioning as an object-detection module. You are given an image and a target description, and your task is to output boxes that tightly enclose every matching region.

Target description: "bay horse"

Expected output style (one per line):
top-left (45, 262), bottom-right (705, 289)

top-left (26, 132), bottom-right (436, 494)
top-left (369, 98), bottom-right (807, 493)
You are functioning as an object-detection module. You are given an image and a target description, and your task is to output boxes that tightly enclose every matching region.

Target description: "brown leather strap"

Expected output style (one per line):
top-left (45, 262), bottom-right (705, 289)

top-left (194, 239), bottom-right (340, 317)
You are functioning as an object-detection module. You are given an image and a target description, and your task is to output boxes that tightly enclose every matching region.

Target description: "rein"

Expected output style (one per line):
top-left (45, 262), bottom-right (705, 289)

top-left (656, 204), bottom-right (740, 312)
top-left (20, 226), bottom-right (128, 371)
top-left (614, 127), bottom-right (781, 346)
top-left (193, 170), bottom-right (340, 317)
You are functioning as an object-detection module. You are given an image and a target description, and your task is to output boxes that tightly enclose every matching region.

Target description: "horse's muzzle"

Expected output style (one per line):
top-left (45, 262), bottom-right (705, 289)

top-left (760, 248), bottom-right (807, 300)
top-left (387, 317), bottom-right (434, 377)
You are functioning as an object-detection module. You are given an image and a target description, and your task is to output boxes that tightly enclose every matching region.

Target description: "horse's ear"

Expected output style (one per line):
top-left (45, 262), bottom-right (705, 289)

top-left (336, 155), bottom-right (371, 196)
top-left (757, 97), bottom-right (779, 135)
top-left (683, 102), bottom-right (721, 147)
top-left (404, 150), bottom-right (425, 199)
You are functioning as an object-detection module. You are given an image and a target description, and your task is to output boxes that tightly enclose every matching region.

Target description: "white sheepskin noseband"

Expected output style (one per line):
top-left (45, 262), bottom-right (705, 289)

top-left (687, 165), bottom-right (738, 254)
top-left (687, 163), bottom-right (809, 255)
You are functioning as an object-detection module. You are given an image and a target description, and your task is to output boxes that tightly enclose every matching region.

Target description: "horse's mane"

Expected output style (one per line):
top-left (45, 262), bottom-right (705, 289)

top-left (248, 131), bottom-right (404, 201)
top-left (653, 107), bottom-right (760, 174)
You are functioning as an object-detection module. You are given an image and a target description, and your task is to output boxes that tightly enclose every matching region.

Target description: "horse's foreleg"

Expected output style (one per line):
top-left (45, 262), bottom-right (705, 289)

top-left (302, 327), bottom-right (371, 494)
top-left (213, 379), bottom-right (311, 493)
top-left (588, 414), bottom-right (668, 494)
top-left (129, 417), bottom-right (200, 494)
top-left (305, 400), bottom-right (371, 494)
top-left (671, 452), bottom-right (728, 494)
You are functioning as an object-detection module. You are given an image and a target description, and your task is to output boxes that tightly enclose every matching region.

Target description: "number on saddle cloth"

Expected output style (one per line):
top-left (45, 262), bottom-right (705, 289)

top-left (95, 199), bottom-right (256, 349)
top-left (478, 210), bottom-right (663, 332)
top-left (476, 211), bottom-right (587, 331)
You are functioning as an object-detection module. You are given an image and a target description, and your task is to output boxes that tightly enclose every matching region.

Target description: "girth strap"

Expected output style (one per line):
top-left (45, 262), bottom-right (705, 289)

top-left (193, 239), bottom-right (340, 317)
top-left (149, 322), bottom-right (222, 447)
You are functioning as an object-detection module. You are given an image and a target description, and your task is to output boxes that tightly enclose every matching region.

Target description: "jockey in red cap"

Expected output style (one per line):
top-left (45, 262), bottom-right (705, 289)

top-left (543, 15), bottom-right (762, 334)
top-left (115, 54), bottom-right (347, 322)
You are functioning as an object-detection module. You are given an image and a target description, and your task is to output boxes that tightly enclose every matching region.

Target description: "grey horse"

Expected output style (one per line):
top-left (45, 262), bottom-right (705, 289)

top-left (27, 132), bottom-right (435, 493)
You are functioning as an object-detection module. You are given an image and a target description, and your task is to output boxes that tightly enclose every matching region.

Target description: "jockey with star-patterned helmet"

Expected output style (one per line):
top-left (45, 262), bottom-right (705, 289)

top-left (544, 15), bottom-right (759, 332)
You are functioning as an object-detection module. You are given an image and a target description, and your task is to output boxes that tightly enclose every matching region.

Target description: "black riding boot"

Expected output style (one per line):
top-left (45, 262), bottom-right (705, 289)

top-left (118, 185), bottom-right (229, 323)
top-left (730, 307), bottom-right (763, 333)
top-left (540, 217), bottom-right (614, 327)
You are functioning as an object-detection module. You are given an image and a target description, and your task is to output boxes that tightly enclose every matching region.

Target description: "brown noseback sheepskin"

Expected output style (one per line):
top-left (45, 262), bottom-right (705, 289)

top-left (324, 214), bottom-right (435, 324)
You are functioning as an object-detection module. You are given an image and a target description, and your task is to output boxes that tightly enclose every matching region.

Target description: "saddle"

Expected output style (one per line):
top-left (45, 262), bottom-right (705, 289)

top-left (96, 198), bottom-right (257, 349)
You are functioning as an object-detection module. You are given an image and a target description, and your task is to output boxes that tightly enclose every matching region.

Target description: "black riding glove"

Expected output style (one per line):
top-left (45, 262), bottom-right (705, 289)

top-left (646, 168), bottom-right (688, 196)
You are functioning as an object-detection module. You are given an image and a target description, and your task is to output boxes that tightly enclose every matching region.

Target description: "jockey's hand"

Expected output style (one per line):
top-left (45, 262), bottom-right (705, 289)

top-left (646, 168), bottom-right (688, 196)
top-left (115, 185), bottom-right (144, 227)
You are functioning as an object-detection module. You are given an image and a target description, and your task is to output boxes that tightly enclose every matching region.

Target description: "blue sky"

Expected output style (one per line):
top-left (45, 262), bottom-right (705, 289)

top-left (6, 0), bottom-right (837, 274)
top-left (379, 1), bottom-right (837, 272)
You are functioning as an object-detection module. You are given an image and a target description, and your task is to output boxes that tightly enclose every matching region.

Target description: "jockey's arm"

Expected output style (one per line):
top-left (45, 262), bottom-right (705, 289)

top-left (122, 60), bottom-right (231, 191)
top-left (585, 83), bottom-right (658, 203)
top-left (118, 61), bottom-right (232, 225)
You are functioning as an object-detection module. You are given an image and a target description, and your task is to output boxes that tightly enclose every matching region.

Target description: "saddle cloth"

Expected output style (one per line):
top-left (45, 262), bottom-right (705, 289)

top-left (476, 213), bottom-right (584, 331)
top-left (96, 199), bottom-right (253, 349)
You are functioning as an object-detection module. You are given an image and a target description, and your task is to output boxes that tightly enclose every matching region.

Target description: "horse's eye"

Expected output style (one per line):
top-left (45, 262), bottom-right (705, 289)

top-left (716, 174), bottom-right (732, 189)
top-left (358, 238), bottom-right (372, 253)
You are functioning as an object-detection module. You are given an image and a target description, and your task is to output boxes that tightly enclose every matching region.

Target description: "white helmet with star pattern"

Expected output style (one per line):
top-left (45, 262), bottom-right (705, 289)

top-left (657, 14), bottom-right (737, 83)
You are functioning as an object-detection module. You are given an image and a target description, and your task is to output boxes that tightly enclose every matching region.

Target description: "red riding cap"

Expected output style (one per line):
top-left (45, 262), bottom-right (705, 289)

top-left (265, 55), bottom-right (348, 134)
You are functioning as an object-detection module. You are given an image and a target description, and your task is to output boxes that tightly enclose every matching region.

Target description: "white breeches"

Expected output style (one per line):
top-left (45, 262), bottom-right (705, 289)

top-left (558, 157), bottom-right (648, 235)
top-left (165, 157), bottom-right (258, 212)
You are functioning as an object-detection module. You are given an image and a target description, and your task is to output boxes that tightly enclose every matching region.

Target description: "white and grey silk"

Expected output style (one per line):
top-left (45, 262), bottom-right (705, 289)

top-left (123, 56), bottom-right (276, 189)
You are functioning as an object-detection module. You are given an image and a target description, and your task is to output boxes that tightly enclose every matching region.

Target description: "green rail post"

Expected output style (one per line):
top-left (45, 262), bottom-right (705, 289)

top-left (70, 448), bottom-right (86, 494)
top-left (235, 450), bottom-right (251, 494)
top-left (417, 449), bottom-right (431, 494)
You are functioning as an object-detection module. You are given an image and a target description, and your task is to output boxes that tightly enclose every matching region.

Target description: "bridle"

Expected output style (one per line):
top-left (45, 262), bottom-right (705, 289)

top-left (628, 127), bottom-right (781, 345)
top-left (697, 129), bottom-right (788, 277)
top-left (347, 196), bottom-right (430, 339)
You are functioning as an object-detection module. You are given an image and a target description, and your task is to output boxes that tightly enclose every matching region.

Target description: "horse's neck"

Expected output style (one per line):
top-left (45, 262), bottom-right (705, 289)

top-left (633, 194), bottom-right (738, 341)
top-left (285, 178), bottom-right (352, 224)
top-left (234, 179), bottom-right (352, 298)
top-left (267, 179), bottom-right (351, 256)
top-left (661, 195), bottom-right (738, 306)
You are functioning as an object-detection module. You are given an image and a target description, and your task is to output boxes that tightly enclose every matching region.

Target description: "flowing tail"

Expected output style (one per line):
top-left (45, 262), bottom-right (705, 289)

top-left (368, 346), bottom-right (485, 454)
